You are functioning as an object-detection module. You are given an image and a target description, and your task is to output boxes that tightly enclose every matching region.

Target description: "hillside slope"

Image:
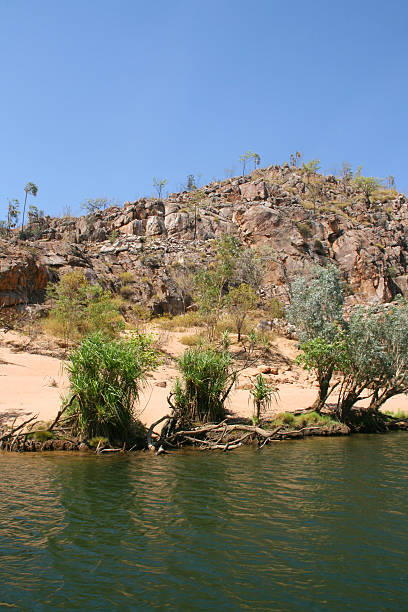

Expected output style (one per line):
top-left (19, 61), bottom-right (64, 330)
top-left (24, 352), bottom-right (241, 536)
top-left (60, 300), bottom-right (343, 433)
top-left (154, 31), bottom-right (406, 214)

top-left (1, 164), bottom-right (407, 313)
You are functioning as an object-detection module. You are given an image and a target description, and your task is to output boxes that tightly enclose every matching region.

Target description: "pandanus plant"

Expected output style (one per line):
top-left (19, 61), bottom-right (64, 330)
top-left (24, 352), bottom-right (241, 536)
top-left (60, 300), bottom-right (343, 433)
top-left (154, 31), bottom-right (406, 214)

top-left (250, 374), bottom-right (278, 423)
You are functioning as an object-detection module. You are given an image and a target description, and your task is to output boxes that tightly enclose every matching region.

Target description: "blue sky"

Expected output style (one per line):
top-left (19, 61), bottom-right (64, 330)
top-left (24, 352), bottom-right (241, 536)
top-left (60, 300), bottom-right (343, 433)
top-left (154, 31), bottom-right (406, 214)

top-left (1, 0), bottom-right (407, 217)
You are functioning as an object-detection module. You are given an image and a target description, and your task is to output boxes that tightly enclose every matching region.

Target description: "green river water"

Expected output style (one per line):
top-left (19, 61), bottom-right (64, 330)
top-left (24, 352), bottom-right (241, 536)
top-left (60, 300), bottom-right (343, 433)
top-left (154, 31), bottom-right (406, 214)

top-left (1, 433), bottom-right (407, 611)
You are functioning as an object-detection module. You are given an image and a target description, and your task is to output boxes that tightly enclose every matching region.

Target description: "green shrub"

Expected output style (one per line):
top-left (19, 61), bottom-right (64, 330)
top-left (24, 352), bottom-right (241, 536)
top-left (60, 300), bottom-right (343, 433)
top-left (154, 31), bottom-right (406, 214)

top-left (173, 348), bottom-right (233, 423)
top-left (119, 271), bottom-right (135, 284)
top-left (180, 333), bottom-right (203, 346)
top-left (29, 430), bottom-right (56, 442)
top-left (265, 297), bottom-right (285, 320)
top-left (120, 284), bottom-right (134, 299)
top-left (155, 311), bottom-right (206, 331)
top-left (250, 374), bottom-right (278, 420)
top-left (65, 332), bottom-right (159, 442)
top-left (89, 436), bottom-right (109, 448)
top-left (295, 221), bottom-right (312, 240)
top-left (46, 271), bottom-right (125, 343)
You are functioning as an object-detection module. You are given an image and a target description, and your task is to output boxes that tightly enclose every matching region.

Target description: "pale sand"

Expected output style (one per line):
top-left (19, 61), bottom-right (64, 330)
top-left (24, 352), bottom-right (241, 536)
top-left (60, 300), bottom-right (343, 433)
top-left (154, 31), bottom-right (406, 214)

top-left (1, 330), bottom-right (407, 429)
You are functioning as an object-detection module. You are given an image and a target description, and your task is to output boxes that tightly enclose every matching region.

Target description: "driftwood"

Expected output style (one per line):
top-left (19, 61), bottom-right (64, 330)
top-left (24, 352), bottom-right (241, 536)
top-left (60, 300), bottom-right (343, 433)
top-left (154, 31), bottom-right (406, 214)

top-left (0, 414), bottom-right (39, 446)
top-left (48, 394), bottom-right (78, 432)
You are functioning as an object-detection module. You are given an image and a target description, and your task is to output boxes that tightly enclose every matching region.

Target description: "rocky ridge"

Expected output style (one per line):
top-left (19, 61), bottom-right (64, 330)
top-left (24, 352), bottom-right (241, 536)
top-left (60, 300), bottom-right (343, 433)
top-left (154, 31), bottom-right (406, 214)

top-left (1, 164), bottom-right (408, 313)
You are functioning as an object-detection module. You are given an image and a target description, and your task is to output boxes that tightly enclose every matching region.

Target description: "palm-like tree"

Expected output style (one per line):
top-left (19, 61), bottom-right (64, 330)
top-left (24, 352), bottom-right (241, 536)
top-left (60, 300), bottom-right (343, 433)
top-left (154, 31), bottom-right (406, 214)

top-left (21, 182), bottom-right (38, 233)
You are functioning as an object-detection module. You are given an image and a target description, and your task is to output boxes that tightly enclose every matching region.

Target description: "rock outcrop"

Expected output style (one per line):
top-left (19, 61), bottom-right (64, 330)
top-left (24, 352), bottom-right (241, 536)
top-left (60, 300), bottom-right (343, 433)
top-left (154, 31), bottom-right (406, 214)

top-left (1, 164), bottom-right (408, 313)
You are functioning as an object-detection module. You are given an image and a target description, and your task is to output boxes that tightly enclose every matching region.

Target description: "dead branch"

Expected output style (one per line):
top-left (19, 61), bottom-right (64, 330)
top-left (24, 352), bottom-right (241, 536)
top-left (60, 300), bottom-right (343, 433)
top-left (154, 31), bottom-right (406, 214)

top-left (48, 394), bottom-right (78, 432)
top-left (0, 414), bottom-right (39, 444)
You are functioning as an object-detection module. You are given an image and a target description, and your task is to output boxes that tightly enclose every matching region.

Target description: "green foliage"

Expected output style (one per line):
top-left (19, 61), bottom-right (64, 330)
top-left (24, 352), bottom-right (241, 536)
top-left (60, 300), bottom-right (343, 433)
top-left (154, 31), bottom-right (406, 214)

top-left (337, 301), bottom-right (408, 415)
top-left (174, 348), bottom-right (233, 423)
top-left (152, 177), bottom-right (167, 199)
top-left (46, 270), bottom-right (124, 343)
top-left (81, 197), bottom-right (112, 213)
top-left (353, 174), bottom-right (383, 203)
top-left (29, 429), bottom-right (56, 442)
top-left (272, 410), bottom-right (336, 429)
top-left (287, 265), bottom-right (344, 343)
top-left (193, 235), bottom-right (263, 340)
top-left (295, 221), bottom-right (312, 240)
top-left (302, 159), bottom-right (321, 182)
top-left (226, 283), bottom-right (258, 341)
top-left (88, 436), bottom-right (109, 448)
top-left (119, 271), bottom-right (135, 284)
top-left (250, 374), bottom-right (278, 420)
top-left (21, 182), bottom-right (38, 233)
top-left (265, 297), bottom-right (285, 320)
top-left (239, 151), bottom-right (261, 174)
top-left (7, 199), bottom-right (20, 232)
top-left (108, 229), bottom-right (119, 243)
top-left (66, 332), bottom-right (158, 441)
top-left (120, 284), bottom-right (134, 299)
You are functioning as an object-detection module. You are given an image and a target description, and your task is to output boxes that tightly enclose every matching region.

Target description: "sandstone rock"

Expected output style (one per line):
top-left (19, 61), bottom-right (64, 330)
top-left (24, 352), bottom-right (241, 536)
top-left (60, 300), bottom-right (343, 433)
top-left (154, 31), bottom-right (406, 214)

top-left (239, 181), bottom-right (268, 201)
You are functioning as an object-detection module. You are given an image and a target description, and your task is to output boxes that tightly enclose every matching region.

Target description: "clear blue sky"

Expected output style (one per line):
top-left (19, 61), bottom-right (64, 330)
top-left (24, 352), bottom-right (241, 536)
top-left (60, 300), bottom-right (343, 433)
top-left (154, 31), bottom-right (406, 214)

top-left (1, 0), bottom-right (407, 217)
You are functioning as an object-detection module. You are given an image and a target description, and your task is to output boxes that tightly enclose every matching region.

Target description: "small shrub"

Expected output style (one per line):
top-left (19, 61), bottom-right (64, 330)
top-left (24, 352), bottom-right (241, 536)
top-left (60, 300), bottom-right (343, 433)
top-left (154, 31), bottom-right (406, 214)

top-left (30, 430), bottom-right (56, 442)
top-left (250, 374), bottom-right (278, 420)
top-left (131, 303), bottom-right (152, 321)
top-left (120, 271), bottom-right (135, 284)
top-left (46, 271), bottom-right (125, 343)
top-left (180, 333), bottom-right (203, 346)
top-left (120, 284), bottom-right (134, 299)
top-left (155, 311), bottom-right (206, 331)
top-left (313, 239), bottom-right (325, 254)
top-left (295, 221), bottom-right (312, 239)
top-left (89, 436), bottom-right (109, 448)
top-left (265, 297), bottom-right (285, 320)
top-left (108, 230), bottom-right (119, 243)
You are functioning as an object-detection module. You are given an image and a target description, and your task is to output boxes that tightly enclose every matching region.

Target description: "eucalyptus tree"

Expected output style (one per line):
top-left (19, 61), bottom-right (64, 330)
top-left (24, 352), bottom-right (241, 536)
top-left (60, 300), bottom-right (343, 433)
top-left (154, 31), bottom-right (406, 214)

top-left (335, 301), bottom-right (408, 423)
top-left (287, 265), bottom-right (344, 410)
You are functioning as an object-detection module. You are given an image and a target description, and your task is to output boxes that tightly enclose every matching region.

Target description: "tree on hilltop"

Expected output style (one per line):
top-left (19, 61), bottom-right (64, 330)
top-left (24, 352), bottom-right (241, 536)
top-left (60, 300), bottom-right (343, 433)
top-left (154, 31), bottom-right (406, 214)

top-left (153, 177), bottom-right (167, 199)
top-left (353, 169), bottom-right (382, 205)
top-left (21, 182), bottom-right (38, 234)
top-left (7, 199), bottom-right (20, 233)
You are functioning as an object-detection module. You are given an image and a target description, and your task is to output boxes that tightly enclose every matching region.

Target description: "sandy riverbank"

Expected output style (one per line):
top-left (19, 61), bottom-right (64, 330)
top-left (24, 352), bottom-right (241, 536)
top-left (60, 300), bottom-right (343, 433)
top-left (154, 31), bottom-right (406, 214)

top-left (1, 330), bottom-right (407, 429)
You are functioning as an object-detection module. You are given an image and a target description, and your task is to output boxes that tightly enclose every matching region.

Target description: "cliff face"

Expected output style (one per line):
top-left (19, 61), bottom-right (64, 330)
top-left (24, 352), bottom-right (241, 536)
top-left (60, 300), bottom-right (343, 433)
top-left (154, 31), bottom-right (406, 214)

top-left (1, 164), bottom-right (408, 313)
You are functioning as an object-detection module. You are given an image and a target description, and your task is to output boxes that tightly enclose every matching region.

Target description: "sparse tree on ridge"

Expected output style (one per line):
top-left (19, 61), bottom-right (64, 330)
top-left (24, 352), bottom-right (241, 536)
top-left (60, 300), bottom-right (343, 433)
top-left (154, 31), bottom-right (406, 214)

top-left (187, 174), bottom-right (197, 191)
top-left (81, 197), bottom-right (112, 213)
top-left (301, 159), bottom-right (321, 184)
top-left (387, 175), bottom-right (396, 190)
top-left (7, 199), bottom-right (20, 233)
top-left (353, 172), bottom-right (382, 205)
top-left (239, 151), bottom-right (261, 175)
top-left (153, 177), bottom-right (167, 199)
top-left (21, 182), bottom-right (38, 233)
top-left (290, 151), bottom-right (303, 168)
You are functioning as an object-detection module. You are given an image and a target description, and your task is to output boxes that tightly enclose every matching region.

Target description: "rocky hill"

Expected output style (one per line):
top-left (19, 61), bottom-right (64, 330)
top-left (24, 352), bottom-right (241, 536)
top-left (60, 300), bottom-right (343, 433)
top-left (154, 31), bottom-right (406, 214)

top-left (1, 164), bottom-right (407, 315)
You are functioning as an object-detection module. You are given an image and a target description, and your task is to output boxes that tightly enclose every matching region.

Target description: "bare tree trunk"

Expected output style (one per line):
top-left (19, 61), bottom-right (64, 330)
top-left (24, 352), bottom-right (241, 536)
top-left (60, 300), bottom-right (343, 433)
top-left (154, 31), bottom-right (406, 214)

top-left (21, 191), bottom-right (28, 233)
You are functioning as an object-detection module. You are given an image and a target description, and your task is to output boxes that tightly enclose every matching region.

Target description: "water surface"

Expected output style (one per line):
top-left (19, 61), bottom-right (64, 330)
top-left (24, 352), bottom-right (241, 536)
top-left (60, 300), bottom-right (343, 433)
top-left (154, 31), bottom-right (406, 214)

top-left (1, 434), bottom-right (407, 610)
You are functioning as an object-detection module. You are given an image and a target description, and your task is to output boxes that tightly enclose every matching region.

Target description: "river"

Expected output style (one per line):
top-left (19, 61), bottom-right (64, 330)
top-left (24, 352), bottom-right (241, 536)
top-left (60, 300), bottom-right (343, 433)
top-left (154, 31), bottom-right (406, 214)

top-left (1, 433), bottom-right (407, 610)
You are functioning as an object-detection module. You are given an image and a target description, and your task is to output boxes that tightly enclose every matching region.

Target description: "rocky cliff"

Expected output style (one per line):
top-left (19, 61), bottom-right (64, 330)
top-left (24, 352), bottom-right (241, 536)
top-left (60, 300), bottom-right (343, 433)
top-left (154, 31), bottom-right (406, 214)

top-left (1, 164), bottom-right (407, 314)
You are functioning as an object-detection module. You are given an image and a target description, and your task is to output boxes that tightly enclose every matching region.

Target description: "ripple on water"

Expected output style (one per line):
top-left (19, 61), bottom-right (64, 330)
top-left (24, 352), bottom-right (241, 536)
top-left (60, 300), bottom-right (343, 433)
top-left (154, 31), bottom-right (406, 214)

top-left (0, 434), bottom-right (408, 610)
